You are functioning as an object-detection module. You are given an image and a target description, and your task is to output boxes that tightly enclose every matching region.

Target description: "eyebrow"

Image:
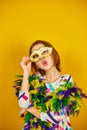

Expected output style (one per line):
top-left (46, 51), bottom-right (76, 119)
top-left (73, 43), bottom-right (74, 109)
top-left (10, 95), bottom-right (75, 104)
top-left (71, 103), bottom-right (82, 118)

top-left (31, 47), bottom-right (45, 53)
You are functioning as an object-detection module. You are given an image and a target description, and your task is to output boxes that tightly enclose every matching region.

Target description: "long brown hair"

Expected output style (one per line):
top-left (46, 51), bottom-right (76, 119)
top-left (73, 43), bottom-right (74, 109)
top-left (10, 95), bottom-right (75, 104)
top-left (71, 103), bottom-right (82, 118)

top-left (29, 40), bottom-right (61, 76)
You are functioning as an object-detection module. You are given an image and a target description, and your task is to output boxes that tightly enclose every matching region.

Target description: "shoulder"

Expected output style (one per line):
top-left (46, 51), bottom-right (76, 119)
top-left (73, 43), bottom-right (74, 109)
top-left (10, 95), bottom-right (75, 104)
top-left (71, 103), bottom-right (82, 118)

top-left (61, 74), bottom-right (73, 83)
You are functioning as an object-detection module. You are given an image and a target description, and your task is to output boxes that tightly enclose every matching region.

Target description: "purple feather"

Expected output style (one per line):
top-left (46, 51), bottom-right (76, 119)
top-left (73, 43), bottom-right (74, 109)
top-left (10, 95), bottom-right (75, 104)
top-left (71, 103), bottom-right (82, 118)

top-left (36, 87), bottom-right (42, 93)
top-left (39, 78), bottom-right (43, 83)
top-left (45, 96), bottom-right (52, 102)
top-left (67, 104), bottom-right (73, 113)
top-left (64, 90), bottom-right (71, 97)
top-left (16, 91), bottom-right (19, 97)
top-left (41, 124), bottom-right (46, 128)
top-left (39, 77), bottom-right (45, 83)
top-left (81, 93), bottom-right (87, 98)
top-left (57, 91), bottom-right (65, 95)
top-left (48, 127), bottom-right (56, 130)
top-left (33, 122), bottom-right (39, 127)
top-left (24, 122), bottom-right (31, 130)
top-left (52, 124), bottom-right (58, 129)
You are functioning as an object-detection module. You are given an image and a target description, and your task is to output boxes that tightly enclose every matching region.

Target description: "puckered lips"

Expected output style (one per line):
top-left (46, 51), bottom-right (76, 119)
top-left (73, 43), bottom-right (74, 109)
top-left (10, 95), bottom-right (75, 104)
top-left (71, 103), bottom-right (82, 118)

top-left (41, 60), bottom-right (48, 66)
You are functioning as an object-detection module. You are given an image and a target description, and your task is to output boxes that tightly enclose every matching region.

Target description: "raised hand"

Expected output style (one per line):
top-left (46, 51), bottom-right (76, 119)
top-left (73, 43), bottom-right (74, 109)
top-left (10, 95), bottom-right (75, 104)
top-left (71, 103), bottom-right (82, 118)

top-left (20, 56), bottom-right (32, 77)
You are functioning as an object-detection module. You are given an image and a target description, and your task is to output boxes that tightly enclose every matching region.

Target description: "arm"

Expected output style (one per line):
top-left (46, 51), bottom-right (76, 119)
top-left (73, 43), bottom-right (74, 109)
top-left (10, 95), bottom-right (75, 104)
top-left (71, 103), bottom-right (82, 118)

top-left (18, 57), bottom-right (31, 108)
top-left (26, 108), bottom-right (67, 124)
top-left (19, 106), bottom-right (40, 119)
top-left (27, 107), bottom-right (40, 119)
top-left (20, 56), bottom-right (31, 92)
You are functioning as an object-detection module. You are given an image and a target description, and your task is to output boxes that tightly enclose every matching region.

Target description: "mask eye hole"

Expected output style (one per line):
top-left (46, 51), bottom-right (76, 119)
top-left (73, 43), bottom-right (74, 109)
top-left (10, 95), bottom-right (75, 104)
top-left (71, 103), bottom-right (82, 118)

top-left (33, 54), bottom-right (39, 59)
top-left (42, 50), bottom-right (49, 55)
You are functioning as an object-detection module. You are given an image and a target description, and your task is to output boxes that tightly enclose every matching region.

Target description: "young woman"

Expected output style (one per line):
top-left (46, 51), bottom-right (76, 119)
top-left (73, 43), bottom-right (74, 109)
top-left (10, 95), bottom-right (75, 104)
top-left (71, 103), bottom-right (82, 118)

top-left (14, 40), bottom-right (87, 130)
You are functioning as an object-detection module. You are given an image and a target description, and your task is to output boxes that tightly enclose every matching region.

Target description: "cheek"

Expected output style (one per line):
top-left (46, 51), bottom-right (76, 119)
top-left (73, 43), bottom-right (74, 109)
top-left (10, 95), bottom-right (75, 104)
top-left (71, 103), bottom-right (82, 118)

top-left (46, 56), bottom-right (54, 65)
top-left (35, 61), bottom-right (42, 67)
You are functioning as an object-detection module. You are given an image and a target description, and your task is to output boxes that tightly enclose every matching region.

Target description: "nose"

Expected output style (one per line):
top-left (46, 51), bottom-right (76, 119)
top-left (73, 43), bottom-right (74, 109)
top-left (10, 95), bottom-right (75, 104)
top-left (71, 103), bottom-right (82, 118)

top-left (39, 56), bottom-right (44, 61)
top-left (39, 57), bottom-right (43, 61)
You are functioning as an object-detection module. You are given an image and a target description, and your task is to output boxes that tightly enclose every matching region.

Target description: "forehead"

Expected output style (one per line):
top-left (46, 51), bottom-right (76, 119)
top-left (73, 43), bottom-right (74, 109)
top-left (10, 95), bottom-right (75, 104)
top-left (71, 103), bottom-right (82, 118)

top-left (31, 43), bottom-right (45, 52)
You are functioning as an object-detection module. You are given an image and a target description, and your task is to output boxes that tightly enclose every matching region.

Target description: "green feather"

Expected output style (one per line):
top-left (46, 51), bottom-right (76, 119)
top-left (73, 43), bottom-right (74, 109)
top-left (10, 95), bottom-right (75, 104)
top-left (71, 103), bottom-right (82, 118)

top-left (15, 74), bottom-right (23, 78)
top-left (62, 97), bottom-right (70, 106)
top-left (74, 93), bottom-right (81, 99)
top-left (24, 112), bottom-right (34, 123)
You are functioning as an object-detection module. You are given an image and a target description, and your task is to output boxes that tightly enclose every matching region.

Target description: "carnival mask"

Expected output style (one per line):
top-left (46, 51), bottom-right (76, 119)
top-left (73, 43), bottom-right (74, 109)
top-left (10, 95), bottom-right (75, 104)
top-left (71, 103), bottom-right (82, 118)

top-left (30, 47), bottom-right (52, 62)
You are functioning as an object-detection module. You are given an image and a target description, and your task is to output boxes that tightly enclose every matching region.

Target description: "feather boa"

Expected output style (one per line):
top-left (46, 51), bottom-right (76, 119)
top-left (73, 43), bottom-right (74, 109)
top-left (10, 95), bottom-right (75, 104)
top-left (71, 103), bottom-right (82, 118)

top-left (13, 73), bottom-right (87, 130)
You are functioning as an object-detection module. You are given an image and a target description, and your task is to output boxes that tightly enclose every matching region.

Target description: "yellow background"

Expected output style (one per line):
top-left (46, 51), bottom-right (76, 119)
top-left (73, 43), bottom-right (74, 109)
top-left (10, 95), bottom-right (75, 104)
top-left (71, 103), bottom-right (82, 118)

top-left (0, 0), bottom-right (87, 130)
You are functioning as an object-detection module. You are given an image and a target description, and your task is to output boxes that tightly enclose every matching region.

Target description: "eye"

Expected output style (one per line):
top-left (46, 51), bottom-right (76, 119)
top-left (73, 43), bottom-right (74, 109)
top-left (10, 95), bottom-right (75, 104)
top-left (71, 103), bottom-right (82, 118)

top-left (32, 54), bottom-right (39, 59)
top-left (42, 50), bottom-right (49, 55)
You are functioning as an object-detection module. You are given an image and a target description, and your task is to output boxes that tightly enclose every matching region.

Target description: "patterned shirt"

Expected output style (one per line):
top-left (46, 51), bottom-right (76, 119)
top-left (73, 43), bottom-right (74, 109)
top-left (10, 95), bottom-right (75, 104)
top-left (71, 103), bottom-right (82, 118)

top-left (18, 74), bottom-right (73, 130)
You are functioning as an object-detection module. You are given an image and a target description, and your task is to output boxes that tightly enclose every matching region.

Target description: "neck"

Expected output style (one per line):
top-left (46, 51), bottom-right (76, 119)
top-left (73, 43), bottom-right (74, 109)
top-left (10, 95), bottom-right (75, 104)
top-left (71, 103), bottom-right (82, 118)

top-left (45, 66), bottom-right (61, 83)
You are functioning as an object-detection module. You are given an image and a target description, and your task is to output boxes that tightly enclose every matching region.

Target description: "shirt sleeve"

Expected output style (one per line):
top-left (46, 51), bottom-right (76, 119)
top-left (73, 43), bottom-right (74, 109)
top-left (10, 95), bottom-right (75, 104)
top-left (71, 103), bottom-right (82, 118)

top-left (60, 74), bottom-right (74, 86)
top-left (40, 109), bottom-right (69, 124)
top-left (18, 90), bottom-right (32, 108)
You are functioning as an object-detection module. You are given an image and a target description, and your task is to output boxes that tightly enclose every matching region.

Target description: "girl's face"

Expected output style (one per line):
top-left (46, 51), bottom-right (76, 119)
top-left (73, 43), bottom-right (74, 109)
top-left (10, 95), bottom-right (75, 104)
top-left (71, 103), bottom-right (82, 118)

top-left (31, 44), bottom-right (54, 71)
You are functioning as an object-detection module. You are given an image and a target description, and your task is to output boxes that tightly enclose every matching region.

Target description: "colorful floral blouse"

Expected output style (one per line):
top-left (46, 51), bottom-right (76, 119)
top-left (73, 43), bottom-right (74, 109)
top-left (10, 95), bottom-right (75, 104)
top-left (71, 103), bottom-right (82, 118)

top-left (18, 74), bottom-right (73, 130)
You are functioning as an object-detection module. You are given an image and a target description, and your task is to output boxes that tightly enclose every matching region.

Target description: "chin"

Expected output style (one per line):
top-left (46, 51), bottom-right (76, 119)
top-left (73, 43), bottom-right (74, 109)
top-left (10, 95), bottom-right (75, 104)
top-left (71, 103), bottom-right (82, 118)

top-left (41, 65), bottom-right (52, 71)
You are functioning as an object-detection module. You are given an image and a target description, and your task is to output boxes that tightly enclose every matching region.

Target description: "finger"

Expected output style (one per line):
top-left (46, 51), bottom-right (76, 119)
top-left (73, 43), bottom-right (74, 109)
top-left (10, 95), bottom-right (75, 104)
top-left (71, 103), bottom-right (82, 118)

top-left (21, 57), bottom-right (30, 63)
top-left (25, 59), bottom-right (30, 65)
top-left (19, 108), bottom-right (26, 118)
top-left (20, 113), bottom-right (24, 118)
top-left (22, 57), bottom-right (29, 60)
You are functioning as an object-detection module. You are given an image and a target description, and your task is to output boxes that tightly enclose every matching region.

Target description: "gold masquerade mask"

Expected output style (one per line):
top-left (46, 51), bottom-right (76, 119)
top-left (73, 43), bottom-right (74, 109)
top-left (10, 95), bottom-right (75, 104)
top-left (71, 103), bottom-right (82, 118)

top-left (30, 47), bottom-right (52, 62)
